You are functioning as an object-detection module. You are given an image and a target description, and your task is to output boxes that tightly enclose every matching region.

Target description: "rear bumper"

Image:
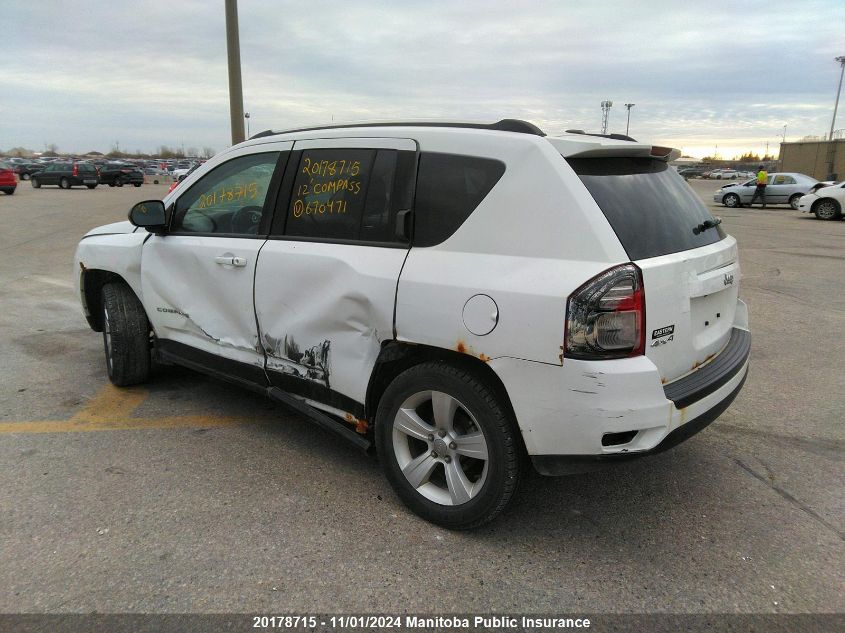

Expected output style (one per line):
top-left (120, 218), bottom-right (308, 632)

top-left (532, 368), bottom-right (747, 475)
top-left (489, 323), bottom-right (750, 470)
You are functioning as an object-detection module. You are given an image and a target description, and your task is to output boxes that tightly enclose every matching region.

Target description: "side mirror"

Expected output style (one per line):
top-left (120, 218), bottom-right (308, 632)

top-left (128, 200), bottom-right (168, 232)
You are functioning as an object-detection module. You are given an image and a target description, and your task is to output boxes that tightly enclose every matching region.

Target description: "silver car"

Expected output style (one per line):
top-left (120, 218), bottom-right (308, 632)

top-left (712, 172), bottom-right (818, 209)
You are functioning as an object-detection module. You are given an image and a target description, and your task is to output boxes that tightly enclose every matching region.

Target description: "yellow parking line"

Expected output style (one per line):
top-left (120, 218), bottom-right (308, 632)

top-left (0, 384), bottom-right (255, 434)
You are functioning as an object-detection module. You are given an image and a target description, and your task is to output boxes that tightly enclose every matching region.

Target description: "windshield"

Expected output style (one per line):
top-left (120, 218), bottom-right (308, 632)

top-left (567, 157), bottom-right (725, 260)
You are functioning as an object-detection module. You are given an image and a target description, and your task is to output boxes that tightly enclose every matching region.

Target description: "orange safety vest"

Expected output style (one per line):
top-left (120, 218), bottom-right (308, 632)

top-left (756, 170), bottom-right (768, 185)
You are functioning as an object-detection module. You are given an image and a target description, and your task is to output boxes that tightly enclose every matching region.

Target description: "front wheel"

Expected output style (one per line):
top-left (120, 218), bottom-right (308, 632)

top-left (21, 173), bottom-right (30, 181)
top-left (31, 177), bottom-right (41, 188)
top-left (59, 177), bottom-right (70, 189)
top-left (133, 182), bottom-right (141, 187)
top-left (723, 193), bottom-right (741, 208)
top-left (101, 282), bottom-right (151, 386)
top-left (789, 193), bottom-right (803, 210)
top-left (86, 184), bottom-right (97, 189)
top-left (115, 177), bottom-right (124, 187)
top-left (814, 199), bottom-right (842, 220)
top-left (375, 362), bottom-right (521, 529)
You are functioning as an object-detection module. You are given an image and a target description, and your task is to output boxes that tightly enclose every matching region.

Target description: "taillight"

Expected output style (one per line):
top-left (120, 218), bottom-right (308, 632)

top-left (564, 263), bottom-right (645, 360)
top-left (72, 164), bottom-right (79, 177)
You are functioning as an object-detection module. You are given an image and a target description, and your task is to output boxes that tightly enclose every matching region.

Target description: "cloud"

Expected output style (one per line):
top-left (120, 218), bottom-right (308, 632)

top-left (2, 0), bottom-right (844, 157)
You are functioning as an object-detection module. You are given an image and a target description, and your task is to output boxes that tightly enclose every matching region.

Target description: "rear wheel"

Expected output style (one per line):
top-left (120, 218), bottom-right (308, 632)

top-left (59, 177), bottom-right (70, 189)
top-left (21, 173), bottom-right (30, 181)
top-left (31, 177), bottom-right (40, 188)
top-left (375, 361), bottom-right (521, 529)
top-left (86, 184), bottom-right (97, 189)
top-left (789, 193), bottom-right (803, 210)
top-left (2, 188), bottom-right (14, 195)
top-left (723, 193), bottom-right (741, 208)
top-left (101, 282), bottom-right (151, 386)
top-left (115, 177), bottom-right (124, 187)
top-left (814, 198), bottom-right (842, 220)
top-left (133, 182), bottom-right (142, 187)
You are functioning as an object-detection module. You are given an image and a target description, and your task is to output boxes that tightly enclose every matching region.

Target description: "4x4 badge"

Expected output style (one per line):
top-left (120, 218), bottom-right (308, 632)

top-left (724, 273), bottom-right (734, 286)
top-left (651, 325), bottom-right (675, 340)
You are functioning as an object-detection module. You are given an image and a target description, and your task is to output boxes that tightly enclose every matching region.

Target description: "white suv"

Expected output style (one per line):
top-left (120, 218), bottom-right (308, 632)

top-left (74, 120), bottom-right (750, 529)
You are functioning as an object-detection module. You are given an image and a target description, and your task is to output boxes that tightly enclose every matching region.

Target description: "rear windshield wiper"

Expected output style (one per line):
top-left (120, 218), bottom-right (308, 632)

top-left (693, 217), bottom-right (722, 235)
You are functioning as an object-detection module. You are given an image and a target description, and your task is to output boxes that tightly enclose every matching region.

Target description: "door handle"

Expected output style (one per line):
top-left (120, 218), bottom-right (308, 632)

top-left (214, 256), bottom-right (248, 267)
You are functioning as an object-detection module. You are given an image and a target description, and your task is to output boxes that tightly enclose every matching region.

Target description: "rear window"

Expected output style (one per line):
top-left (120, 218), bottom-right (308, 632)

top-left (413, 153), bottom-right (505, 247)
top-left (567, 157), bottom-right (724, 260)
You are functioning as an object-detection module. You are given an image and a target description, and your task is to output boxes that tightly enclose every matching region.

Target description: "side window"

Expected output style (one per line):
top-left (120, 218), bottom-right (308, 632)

top-left (779, 175), bottom-right (795, 185)
top-left (285, 149), bottom-right (376, 241)
top-left (171, 152), bottom-right (279, 236)
top-left (413, 152), bottom-right (506, 247)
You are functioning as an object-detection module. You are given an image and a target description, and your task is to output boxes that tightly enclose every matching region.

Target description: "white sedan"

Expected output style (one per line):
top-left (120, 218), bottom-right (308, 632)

top-left (797, 181), bottom-right (845, 220)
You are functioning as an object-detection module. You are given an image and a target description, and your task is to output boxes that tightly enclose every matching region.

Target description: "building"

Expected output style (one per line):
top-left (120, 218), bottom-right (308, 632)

top-left (779, 139), bottom-right (845, 181)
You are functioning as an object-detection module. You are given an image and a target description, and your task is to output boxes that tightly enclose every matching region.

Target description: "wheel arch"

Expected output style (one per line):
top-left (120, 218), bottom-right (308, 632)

top-left (812, 196), bottom-right (842, 217)
top-left (80, 268), bottom-right (128, 332)
top-left (365, 341), bottom-right (525, 452)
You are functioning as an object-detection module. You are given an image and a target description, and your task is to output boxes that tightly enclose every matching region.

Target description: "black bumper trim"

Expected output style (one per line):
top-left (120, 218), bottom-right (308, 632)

top-left (531, 369), bottom-right (747, 476)
top-left (663, 327), bottom-right (750, 409)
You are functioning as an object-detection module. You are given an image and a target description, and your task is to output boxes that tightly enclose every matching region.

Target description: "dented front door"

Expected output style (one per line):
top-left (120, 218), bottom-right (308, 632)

top-left (254, 137), bottom-right (416, 416)
top-left (141, 145), bottom-right (289, 374)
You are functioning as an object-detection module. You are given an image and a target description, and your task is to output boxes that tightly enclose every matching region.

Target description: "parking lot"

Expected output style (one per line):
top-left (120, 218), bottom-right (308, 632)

top-left (0, 178), bottom-right (842, 616)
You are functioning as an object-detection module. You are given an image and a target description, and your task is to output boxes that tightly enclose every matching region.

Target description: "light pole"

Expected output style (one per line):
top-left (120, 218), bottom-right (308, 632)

top-left (245, 112), bottom-right (250, 138)
top-left (825, 56), bottom-right (845, 179)
top-left (624, 103), bottom-right (635, 136)
top-left (827, 56), bottom-right (845, 141)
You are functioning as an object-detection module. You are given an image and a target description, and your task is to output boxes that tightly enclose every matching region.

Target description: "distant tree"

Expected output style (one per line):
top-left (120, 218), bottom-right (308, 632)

top-left (6, 146), bottom-right (35, 157)
top-left (186, 146), bottom-right (198, 158)
top-left (46, 143), bottom-right (58, 154)
top-left (202, 147), bottom-right (215, 159)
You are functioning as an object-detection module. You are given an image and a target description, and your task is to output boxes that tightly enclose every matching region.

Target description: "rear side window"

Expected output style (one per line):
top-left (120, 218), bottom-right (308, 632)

top-left (413, 153), bottom-right (505, 247)
top-left (567, 157), bottom-right (724, 260)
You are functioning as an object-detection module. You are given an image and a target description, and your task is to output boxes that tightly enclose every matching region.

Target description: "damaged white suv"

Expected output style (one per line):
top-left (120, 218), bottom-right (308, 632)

top-left (75, 120), bottom-right (750, 529)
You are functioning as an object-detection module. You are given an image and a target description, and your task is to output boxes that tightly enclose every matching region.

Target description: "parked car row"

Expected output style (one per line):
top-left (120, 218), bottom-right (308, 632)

top-left (20, 161), bottom-right (145, 189)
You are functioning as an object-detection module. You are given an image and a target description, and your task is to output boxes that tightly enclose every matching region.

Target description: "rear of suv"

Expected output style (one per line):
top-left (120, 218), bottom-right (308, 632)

top-left (31, 161), bottom-right (98, 189)
top-left (74, 120), bottom-right (750, 529)
top-left (98, 163), bottom-right (144, 187)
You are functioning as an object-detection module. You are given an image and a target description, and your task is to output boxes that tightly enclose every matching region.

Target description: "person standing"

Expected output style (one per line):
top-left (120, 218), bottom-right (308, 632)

top-left (749, 165), bottom-right (768, 208)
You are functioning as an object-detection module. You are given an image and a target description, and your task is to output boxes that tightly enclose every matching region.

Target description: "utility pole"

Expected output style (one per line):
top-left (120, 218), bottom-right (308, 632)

top-left (824, 56), bottom-right (845, 179)
top-left (244, 112), bottom-right (251, 138)
top-left (225, 0), bottom-right (246, 145)
top-left (624, 103), bottom-right (635, 136)
top-left (600, 100), bottom-right (612, 135)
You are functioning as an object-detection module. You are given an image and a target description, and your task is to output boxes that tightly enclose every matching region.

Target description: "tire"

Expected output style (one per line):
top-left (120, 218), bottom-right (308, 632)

top-left (21, 173), bottom-right (30, 181)
top-left (789, 193), bottom-right (803, 210)
top-left (133, 183), bottom-right (142, 188)
top-left (2, 188), bottom-right (15, 195)
top-left (115, 177), bottom-right (124, 187)
top-left (86, 184), bottom-right (97, 189)
top-left (723, 193), bottom-right (741, 208)
top-left (59, 177), bottom-right (70, 189)
top-left (101, 282), bottom-right (151, 386)
top-left (813, 198), bottom-right (842, 221)
top-left (31, 177), bottom-right (40, 188)
top-left (375, 361), bottom-right (521, 529)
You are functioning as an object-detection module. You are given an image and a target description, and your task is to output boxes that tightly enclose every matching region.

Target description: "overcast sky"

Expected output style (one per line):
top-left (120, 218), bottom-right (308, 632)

top-left (2, 0), bottom-right (844, 159)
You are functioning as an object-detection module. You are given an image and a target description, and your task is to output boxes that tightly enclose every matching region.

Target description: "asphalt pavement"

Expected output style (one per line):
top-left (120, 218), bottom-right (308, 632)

top-left (0, 177), bottom-right (842, 618)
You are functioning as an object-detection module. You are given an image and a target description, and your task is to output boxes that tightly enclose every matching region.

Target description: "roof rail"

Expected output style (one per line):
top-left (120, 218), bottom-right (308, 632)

top-left (249, 118), bottom-right (545, 140)
top-left (564, 129), bottom-right (638, 142)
